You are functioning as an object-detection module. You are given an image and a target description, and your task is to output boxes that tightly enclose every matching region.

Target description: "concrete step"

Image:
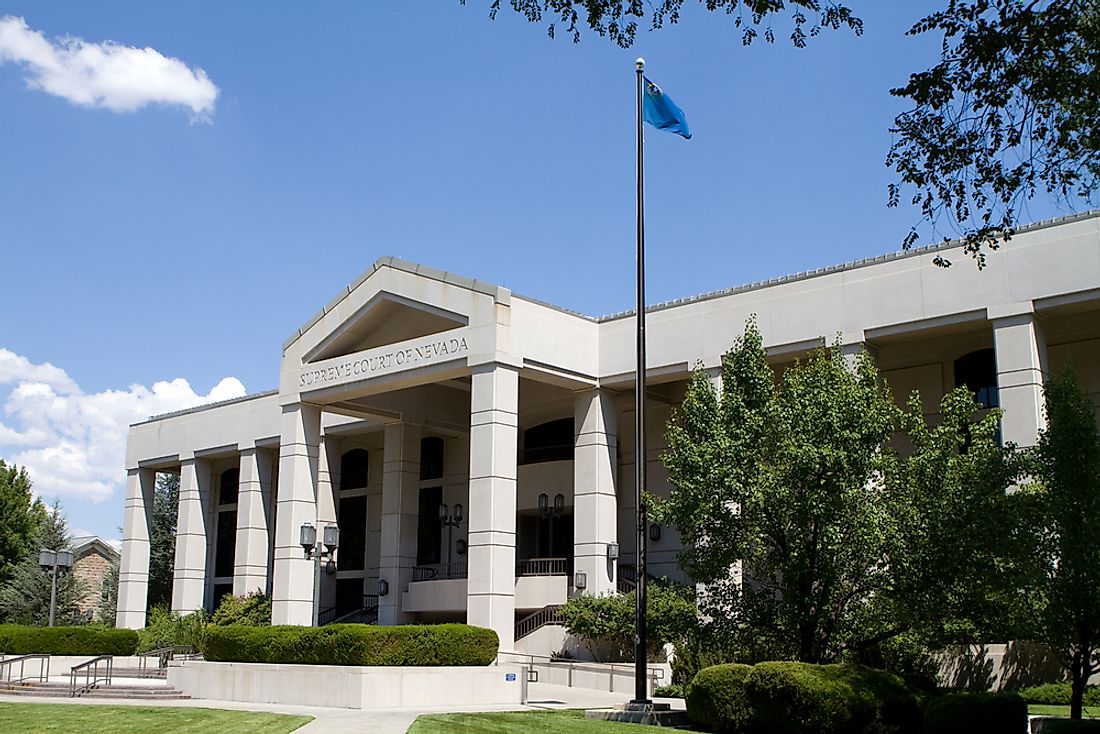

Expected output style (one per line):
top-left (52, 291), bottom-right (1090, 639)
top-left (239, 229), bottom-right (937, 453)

top-left (110, 667), bottom-right (167, 678)
top-left (1, 681), bottom-right (189, 699)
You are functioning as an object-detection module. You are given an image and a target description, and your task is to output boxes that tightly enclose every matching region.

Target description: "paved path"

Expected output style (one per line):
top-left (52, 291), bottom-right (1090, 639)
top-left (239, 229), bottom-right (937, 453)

top-left (0, 683), bottom-right (685, 733)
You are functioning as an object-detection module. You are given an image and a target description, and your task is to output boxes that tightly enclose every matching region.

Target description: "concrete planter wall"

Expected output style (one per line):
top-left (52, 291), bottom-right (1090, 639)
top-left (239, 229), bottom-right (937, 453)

top-left (168, 660), bottom-right (524, 709)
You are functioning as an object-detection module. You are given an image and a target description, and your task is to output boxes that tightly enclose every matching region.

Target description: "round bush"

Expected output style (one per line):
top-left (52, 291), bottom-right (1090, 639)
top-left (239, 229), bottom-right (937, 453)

top-left (922, 692), bottom-right (1027, 734)
top-left (201, 623), bottom-right (498, 666)
top-left (1040, 720), bottom-right (1100, 733)
top-left (0, 624), bottom-right (139, 656)
top-left (687, 663), bottom-right (754, 732)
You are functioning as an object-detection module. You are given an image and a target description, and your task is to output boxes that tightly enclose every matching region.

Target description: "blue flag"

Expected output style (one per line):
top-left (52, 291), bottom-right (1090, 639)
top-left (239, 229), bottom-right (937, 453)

top-left (643, 77), bottom-right (691, 139)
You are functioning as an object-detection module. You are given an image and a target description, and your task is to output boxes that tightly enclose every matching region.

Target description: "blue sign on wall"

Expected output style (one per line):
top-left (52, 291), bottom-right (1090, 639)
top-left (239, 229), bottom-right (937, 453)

top-left (505, 673), bottom-right (516, 682)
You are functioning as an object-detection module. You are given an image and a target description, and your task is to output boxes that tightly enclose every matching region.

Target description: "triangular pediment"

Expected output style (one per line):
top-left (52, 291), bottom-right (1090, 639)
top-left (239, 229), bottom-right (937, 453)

top-left (303, 291), bottom-right (468, 363)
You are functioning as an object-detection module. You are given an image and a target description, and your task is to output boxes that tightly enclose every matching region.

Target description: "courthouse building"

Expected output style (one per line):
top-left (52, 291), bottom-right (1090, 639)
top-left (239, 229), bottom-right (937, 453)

top-left (116, 211), bottom-right (1100, 655)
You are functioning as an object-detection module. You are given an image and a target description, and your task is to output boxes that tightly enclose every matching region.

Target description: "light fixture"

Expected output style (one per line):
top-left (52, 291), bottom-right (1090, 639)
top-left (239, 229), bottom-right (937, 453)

top-left (607, 542), bottom-right (620, 560)
top-left (378, 578), bottom-right (389, 597)
top-left (323, 524), bottom-right (340, 552)
top-left (453, 503), bottom-right (463, 522)
top-left (553, 493), bottom-right (565, 514)
top-left (299, 523), bottom-right (317, 555)
top-left (538, 493), bottom-right (549, 513)
top-left (456, 539), bottom-right (467, 555)
top-left (649, 523), bottom-right (661, 542)
top-left (439, 502), bottom-right (449, 521)
top-left (57, 550), bottom-right (73, 568)
top-left (39, 547), bottom-right (73, 627)
top-left (39, 549), bottom-right (56, 571)
top-left (325, 559), bottom-right (337, 575)
top-left (574, 571), bottom-right (587, 591)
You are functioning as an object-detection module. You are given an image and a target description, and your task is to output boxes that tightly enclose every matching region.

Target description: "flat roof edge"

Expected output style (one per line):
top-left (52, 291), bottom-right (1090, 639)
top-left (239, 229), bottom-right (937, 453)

top-left (131, 389), bottom-right (279, 427)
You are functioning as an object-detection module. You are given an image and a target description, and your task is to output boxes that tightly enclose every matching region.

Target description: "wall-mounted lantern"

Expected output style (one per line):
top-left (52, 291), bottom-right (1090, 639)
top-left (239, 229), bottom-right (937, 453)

top-left (574, 570), bottom-right (587, 591)
top-left (378, 578), bottom-right (389, 597)
top-left (606, 542), bottom-right (620, 560)
top-left (649, 523), bottom-right (661, 542)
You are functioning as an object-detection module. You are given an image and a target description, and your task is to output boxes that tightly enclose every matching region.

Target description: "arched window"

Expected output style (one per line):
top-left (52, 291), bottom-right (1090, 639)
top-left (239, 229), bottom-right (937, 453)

top-left (340, 449), bottom-right (370, 491)
top-left (521, 418), bottom-right (575, 464)
top-left (219, 468), bottom-right (239, 506)
top-left (954, 349), bottom-right (999, 409)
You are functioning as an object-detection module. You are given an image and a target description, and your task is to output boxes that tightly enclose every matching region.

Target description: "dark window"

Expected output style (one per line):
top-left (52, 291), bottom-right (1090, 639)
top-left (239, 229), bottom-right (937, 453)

top-left (214, 510), bottom-right (237, 578)
top-left (521, 418), bottom-right (575, 464)
top-left (420, 437), bottom-right (444, 480)
top-left (337, 495), bottom-right (367, 572)
top-left (417, 486), bottom-right (443, 565)
top-left (212, 583), bottom-right (233, 612)
top-left (219, 469), bottom-right (239, 506)
top-left (336, 577), bottom-right (363, 609)
top-left (340, 449), bottom-right (370, 491)
top-left (954, 349), bottom-right (1000, 409)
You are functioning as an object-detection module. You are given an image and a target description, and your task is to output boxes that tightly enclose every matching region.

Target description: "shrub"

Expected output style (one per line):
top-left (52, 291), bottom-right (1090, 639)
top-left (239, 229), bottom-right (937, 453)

top-left (654, 683), bottom-right (685, 698)
top-left (687, 661), bottom-right (921, 734)
top-left (1019, 682), bottom-right (1100, 707)
top-left (0, 624), bottom-right (138, 655)
top-left (137, 606), bottom-right (207, 653)
top-left (559, 581), bottom-right (695, 662)
top-left (687, 663), bottom-right (754, 733)
top-left (922, 692), bottom-right (1027, 734)
top-left (202, 623), bottom-right (498, 666)
top-left (210, 592), bottom-right (271, 627)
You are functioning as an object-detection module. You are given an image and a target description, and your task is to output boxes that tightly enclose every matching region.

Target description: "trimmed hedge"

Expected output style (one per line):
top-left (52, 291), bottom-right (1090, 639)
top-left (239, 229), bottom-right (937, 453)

top-left (0, 625), bottom-right (139, 656)
top-left (922, 692), bottom-right (1027, 734)
top-left (687, 661), bottom-right (920, 734)
top-left (687, 663), bottom-right (754, 733)
top-left (1019, 682), bottom-right (1100, 707)
top-left (202, 623), bottom-right (498, 666)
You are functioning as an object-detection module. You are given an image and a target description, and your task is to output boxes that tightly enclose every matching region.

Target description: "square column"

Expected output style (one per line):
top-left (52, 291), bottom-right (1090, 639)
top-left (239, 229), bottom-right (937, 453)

top-left (116, 467), bottom-right (155, 628)
top-left (271, 403), bottom-right (322, 625)
top-left (233, 448), bottom-right (274, 596)
top-left (993, 308), bottom-right (1049, 447)
top-left (316, 435), bottom-right (341, 610)
top-left (466, 364), bottom-right (519, 651)
top-left (573, 389), bottom-right (618, 596)
top-left (172, 458), bottom-right (212, 613)
top-left (379, 423), bottom-right (420, 625)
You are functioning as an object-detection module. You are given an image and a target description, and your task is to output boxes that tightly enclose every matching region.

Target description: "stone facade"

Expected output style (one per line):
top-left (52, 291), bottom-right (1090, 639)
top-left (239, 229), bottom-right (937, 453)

top-left (116, 211), bottom-right (1100, 656)
top-left (70, 536), bottom-right (119, 621)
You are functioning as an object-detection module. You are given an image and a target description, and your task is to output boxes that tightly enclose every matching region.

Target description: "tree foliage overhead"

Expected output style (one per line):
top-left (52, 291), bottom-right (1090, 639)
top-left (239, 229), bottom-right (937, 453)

top-left (655, 320), bottom-right (1026, 664)
top-left (888, 0), bottom-right (1100, 265)
top-left (469, 0), bottom-right (862, 47)
top-left (1028, 366), bottom-right (1100, 719)
top-left (0, 460), bottom-right (46, 584)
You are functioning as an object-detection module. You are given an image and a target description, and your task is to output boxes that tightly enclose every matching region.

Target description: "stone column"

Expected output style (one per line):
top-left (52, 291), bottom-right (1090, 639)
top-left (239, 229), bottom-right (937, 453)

top-left (466, 364), bottom-right (519, 651)
top-left (573, 389), bottom-right (618, 596)
top-left (172, 457), bottom-right (212, 613)
top-left (316, 435), bottom-right (341, 610)
top-left (993, 305), bottom-right (1049, 448)
top-left (116, 467), bottom-right (155, 628)
top-left (379, 423), bottom-right (420, 625)
top-left (271, 403), bottom-right (321, 625)
top-left (233, 448), bottom-right (274, 596)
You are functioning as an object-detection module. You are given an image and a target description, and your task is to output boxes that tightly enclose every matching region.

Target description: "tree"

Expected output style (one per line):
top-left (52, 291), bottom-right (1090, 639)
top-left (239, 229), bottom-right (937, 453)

top-left (888, 1), bottom-right (1100, 264)
top-left (97, 556), bottom-right (120, 626)
top-left (147, 472), bottom-right (179, 610)
top-left (559, 582), bottom-right (696, 661)
top-left (0, 501), bottom-right (86, 625)
top-left (468, 0), bottom-right (862, 48)
top-left (0, 460), bottom-right (47, 584)
top-left (1029, 366), bottom-right (1100, 720)
top-left (656, 320), bottom-right (1025, 664)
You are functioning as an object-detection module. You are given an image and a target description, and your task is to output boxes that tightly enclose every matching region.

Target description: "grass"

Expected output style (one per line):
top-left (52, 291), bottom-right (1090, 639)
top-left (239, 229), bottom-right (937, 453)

top-left (0, 703), bottom-right (312, 733)
top-left (1029, 704), bottom-right (1100, 719)
top-left (408, 709), bottom-right (688, 733)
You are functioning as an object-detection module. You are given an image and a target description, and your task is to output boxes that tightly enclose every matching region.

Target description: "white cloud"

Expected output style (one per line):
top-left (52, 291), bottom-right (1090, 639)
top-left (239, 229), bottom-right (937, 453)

top-left (0, 348), bottom-right (245, 503)
top-left (0, 16), bottom-right (219, 120)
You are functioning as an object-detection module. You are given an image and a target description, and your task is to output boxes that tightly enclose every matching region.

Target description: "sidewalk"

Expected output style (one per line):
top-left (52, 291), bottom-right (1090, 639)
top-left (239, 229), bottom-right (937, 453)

top-left (0, 682), bottom-right (685, 734)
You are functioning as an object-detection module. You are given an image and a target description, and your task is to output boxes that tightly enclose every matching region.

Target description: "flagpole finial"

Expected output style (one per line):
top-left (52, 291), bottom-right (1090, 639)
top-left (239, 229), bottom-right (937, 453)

top-left (636, 58), bottom-right (645, 71)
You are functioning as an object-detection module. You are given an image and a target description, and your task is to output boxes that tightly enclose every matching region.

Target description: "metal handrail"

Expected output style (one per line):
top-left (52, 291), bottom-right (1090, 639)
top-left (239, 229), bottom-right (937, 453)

top-left (319, 593), bottom-right (382, 626)
top-left (70, 655), bottom-right (112, 697)
top-left (411, 563), bottom-right (468, 581)
top-left (136, 645), bottom-right (196, 677)
top-left (495, 650), bottom-right (665, 693)
top-left (516, 557), bottom-right (568, 576)
top-left (515, 604), bottom-right (564, 641)
top-left (0, 654), bottom-right (49, 686)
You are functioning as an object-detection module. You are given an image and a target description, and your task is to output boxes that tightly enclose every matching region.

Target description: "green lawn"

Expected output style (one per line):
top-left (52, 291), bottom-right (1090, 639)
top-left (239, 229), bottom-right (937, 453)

top-left (0, 703), bottom-right (312, 734)
top-left (1029, 704), bottom-right (1100, 719)
top-left (408, 709), bottom-right (690, 733)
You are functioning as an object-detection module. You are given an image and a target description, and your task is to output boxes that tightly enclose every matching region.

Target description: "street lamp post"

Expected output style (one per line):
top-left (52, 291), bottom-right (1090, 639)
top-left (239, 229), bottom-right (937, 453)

top-left (538, 492), bottom-right (566, 558)
top-left (439, 503), bottom-right (463, 578)
top-left (300, 523), bottom-right (339, 627)
top-left (39, 548), bottom-right (73, 627)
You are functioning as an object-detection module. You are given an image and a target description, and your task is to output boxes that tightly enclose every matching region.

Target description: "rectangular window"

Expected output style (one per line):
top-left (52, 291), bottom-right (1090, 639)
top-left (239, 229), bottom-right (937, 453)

top-left (417, 486), bottom-right (443, 566)
top-left (214, 510), bottom-right (237, 578)
top-left (337, 495), bottom-right (367, 572)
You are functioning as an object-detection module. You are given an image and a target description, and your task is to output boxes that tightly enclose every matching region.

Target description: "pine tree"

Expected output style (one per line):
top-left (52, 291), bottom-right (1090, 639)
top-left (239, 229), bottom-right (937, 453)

top-left (0, 502), bottom-right (86, 625)
top-left (147, 472), bottom-right (180, 610)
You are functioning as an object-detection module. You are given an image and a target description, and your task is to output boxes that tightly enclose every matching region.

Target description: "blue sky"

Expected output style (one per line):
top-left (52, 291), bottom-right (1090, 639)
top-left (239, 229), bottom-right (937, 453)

top-left (0, 2), bottom-right (1084, 540)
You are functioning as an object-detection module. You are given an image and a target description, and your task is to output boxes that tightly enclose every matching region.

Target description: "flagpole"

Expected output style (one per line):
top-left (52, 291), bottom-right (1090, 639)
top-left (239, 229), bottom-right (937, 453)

top-left (632, 56), bottom-right (650, 707)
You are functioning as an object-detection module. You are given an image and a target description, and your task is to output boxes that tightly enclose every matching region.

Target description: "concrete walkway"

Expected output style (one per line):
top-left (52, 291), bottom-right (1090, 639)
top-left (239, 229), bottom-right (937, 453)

top-left (0, 683), bottom-right (685, 733)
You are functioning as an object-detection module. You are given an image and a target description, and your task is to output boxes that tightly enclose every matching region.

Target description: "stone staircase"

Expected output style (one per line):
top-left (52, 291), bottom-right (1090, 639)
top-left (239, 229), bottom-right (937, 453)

top-left (0, 680), bottom-right (189, 700)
